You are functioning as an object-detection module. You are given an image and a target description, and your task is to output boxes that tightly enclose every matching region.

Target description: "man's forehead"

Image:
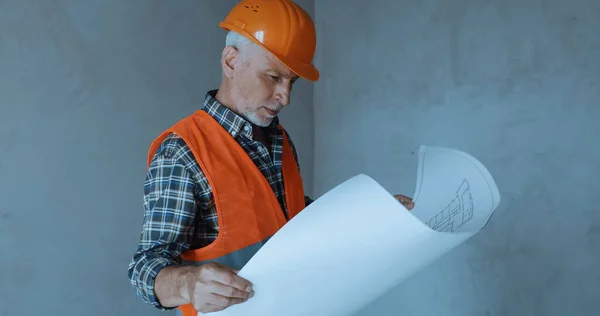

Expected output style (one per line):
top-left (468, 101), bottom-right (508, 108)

top-left (262, 50), bottom-right (298, 79)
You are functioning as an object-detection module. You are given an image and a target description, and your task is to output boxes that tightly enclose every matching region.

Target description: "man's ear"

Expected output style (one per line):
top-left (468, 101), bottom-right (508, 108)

top-left (221, 46), bottom-right (239, 78)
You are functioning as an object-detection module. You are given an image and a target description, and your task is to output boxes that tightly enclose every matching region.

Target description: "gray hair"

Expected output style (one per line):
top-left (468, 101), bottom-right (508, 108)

top-left (225, 31), bottom-right (252, 50)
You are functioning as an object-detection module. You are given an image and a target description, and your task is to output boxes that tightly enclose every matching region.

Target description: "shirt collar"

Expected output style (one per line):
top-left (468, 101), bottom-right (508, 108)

top-left (202, 90), bottom-right (280, 139)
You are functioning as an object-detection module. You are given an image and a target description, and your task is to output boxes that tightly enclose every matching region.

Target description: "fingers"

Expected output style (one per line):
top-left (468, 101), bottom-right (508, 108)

top-left (210, 280), bottom-right (254, 300)
top-left (202, 263), bottom-right (253, 293)
top-left (208, 292), bottom-right (249, 307)
top-left (216, 272), bottom-right (253, 294)
top-left (197, 297), bottom-right (246, 314)
top-left (395, 194), bottom-right (415, 210)
top-left (190, 263), bottom-right (255, 313)
top-left (398, 195), bottom-right (412, 203)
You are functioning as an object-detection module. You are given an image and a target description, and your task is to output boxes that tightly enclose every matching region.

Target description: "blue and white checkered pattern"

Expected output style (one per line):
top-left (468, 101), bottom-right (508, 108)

top-left (128, 90), bottom-right (312, 309)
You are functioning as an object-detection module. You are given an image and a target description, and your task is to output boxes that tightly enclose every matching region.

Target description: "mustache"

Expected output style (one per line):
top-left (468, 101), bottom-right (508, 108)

top-left (264, 105), bottom-right (282, 111)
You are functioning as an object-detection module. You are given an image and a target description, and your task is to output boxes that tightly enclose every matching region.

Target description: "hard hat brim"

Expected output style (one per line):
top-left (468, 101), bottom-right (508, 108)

top-left (219, 22), bottom-right (320, 82)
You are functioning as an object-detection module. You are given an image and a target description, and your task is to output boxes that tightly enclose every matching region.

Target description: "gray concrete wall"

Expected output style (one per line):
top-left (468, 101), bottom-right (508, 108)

top-left (0, 0), bottom-right (314, 315)
top-left (313, 0), bottom-right (599, 315)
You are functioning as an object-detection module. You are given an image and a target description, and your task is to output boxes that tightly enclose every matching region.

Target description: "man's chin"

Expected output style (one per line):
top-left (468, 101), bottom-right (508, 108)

top-left (245, 113), bottom-right (273, 127)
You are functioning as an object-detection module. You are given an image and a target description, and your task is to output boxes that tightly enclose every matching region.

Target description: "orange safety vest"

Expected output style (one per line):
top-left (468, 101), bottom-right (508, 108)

top-left (147, 110), bottom-right (306, 316)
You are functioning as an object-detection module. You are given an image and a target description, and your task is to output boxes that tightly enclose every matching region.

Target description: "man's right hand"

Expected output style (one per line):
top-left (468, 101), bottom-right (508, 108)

top-left (185, 262), bottom-right (254, 314)
top-left (154, 262), bottom-right (254, 314)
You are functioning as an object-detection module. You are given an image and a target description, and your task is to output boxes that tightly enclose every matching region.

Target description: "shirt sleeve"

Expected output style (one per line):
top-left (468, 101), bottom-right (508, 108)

top-left (127, 136), bottom-right (197, 310)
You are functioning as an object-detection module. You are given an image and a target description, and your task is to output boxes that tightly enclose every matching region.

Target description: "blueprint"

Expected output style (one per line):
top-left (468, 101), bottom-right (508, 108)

top-left (208, 145), bottom-right (501, 316)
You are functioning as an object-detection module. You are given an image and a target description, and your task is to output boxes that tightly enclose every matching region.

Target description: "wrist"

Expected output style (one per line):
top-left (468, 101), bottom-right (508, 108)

top-left (179, 266), bottom-right (194, 303)
top-left (155, 265), bottom-right (194, 307)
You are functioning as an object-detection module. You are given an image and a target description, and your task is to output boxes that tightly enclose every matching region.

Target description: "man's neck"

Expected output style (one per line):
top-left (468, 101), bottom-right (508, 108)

top-left (214, 86), bottom-right (271, 147)
top-left (214, 85), bottom-right (235, 112)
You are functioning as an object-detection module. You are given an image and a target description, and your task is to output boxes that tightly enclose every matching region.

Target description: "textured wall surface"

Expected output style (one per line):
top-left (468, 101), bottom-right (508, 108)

top-left (313, 0), bottom-right (599, 315)
top-left (2, 0), bottom-right (598, 315)
top-left (0, 0), bottom-right (314, 315)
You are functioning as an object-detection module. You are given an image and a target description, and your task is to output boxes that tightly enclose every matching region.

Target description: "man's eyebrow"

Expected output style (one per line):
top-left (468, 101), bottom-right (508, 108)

top-left (266, 69), bottom-right (297, 80)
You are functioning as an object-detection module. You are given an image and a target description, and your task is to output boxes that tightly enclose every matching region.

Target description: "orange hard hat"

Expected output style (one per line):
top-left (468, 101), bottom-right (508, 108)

top-left (219, 0), bottom-right (320, 81)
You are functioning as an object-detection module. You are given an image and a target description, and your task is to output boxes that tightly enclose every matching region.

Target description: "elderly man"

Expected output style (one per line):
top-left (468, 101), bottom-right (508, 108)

top-left (128, 0), bottom-right (414, 315)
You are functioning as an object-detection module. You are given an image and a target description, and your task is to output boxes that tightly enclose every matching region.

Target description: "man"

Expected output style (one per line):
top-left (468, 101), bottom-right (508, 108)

top-left (128, 0), bottom-right (415, 315)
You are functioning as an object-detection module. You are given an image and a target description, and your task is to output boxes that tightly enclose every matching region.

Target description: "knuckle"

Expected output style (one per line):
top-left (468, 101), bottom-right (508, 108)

top-left (199, 263), bottom-right (217, 275)
top-left (225, 287), bottom-right (235, 297)
top-left (223, 273), bottom-right (234, 284)
top-left (204, 262), bottom-right (217, 270)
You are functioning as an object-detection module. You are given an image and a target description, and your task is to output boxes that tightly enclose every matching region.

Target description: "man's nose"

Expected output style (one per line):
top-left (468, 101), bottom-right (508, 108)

top-left (276, 83), bottom-right (292, 106)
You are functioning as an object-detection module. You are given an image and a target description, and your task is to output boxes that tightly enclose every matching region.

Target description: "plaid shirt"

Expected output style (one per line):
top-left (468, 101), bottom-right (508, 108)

top-left (128, 90), bottom-right (313, 309)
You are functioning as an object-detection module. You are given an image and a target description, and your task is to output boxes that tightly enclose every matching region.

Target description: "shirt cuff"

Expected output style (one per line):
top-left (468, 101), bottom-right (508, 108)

top-left (132, 257), bottom-right (179, 310)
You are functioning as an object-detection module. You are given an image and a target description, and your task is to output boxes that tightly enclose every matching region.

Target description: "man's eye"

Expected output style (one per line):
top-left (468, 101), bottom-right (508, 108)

top-left (269, 75), bottom-right (279, 80)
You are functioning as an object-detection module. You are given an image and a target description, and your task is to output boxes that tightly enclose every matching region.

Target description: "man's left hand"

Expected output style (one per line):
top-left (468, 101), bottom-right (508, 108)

top-left (394, 194), bottom-right (414, 210)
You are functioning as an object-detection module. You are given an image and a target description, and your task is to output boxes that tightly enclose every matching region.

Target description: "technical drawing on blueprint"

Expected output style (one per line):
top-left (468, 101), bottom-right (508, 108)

top-left (426, 179), bottom-right (474, 232)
